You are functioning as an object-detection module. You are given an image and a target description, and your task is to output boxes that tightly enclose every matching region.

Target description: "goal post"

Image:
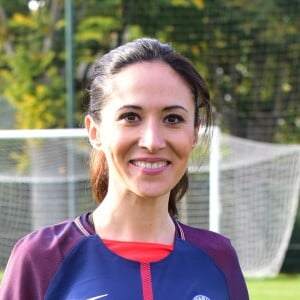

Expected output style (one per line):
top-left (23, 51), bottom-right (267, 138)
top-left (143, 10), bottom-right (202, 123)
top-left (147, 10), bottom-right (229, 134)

top-left (184, 128), bottom-right (300, 278)
top-left (219, 135), bottom-right (300, 277)
top-left (0, 128), bottom-right (300, 279)
top-left (209, 126), bottom-right (221, 233)
top-left (0, 129), bottom-right (88, 228)
top-left (0, 129), bottom-right (95, 268)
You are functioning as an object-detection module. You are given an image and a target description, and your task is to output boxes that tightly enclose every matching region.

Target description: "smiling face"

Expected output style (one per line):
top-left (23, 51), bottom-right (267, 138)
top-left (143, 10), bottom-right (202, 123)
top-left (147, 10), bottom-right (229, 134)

top-left (86, 61), bottom-right (199, 201)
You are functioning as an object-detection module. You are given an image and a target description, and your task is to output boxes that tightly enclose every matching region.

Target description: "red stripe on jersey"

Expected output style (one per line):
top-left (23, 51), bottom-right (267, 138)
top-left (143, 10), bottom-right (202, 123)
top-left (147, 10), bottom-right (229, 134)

top-left (140, 262), bottom-right (154, 300)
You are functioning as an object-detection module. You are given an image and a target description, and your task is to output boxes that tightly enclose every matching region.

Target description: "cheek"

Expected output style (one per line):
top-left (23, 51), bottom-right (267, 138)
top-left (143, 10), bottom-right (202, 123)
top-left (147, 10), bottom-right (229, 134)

top-left (174, 133), bottom-right (195, 158)
top-left (100, 132), bottom-right (129, 164)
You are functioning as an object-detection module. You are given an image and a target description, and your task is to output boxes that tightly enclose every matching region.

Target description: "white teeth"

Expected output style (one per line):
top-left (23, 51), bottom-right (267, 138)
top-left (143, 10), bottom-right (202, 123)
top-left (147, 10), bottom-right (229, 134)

top-left (132, 161), bottom-right (167, 169)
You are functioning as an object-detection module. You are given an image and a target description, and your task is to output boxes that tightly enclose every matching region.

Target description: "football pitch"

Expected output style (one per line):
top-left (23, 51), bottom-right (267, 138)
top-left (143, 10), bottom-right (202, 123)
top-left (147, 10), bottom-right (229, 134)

top-left (247, 274), bottom-right (300, 299)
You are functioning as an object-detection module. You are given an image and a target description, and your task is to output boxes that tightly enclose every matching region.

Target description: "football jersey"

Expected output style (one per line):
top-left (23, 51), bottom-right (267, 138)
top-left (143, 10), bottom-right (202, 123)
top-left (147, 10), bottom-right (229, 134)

top-left (0, 212), bottom-right (249, 300)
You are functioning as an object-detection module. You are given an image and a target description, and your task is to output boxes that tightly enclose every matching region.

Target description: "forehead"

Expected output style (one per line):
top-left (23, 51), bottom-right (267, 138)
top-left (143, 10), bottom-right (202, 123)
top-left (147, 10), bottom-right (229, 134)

top-left (113, 61), bottom-right (186, 86)
top-left (108, 61), bottom-right (193, 104)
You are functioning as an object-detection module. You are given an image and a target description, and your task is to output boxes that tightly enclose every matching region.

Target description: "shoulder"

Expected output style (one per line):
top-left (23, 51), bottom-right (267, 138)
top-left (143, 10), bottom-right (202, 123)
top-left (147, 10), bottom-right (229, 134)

top-left (177, 221), bottom-right (249, 300)
top-left (0, 217), bottom-right (87, 299)
top-left (14, 218), bottom-right (82, 258)
top-left (178, 221), bottom-right (238, 269)
top-left (178, 222), bottom-right (234, 259)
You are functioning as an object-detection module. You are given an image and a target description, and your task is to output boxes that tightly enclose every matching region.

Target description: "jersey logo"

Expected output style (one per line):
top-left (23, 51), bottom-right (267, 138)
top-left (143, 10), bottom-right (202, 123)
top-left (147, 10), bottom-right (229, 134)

top-left (86, 294), bottom-right (109, 300)
top-left (193, 295), bottom-right (211, 300)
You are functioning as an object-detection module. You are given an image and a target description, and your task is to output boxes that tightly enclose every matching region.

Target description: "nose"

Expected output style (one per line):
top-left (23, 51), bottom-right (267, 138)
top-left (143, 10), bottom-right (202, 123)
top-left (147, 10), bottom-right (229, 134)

top-left (139, 119), bottom-right (166, 152)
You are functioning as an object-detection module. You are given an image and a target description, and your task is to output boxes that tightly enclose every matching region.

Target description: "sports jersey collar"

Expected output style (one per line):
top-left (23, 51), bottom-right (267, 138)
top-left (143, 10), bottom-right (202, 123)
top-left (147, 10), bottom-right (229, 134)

top-left (74, 212), bottom-right (186, 241)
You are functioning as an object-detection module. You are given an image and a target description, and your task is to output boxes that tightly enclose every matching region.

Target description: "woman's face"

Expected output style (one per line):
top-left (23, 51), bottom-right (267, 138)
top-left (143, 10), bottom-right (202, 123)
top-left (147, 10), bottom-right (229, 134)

top-left (87, 61), bottom-right (199, 200)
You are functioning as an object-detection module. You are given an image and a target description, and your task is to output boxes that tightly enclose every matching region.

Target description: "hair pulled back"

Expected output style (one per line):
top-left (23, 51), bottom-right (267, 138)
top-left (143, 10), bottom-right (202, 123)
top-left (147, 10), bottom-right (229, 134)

top-left (86, 38), bottom-right (212, 217)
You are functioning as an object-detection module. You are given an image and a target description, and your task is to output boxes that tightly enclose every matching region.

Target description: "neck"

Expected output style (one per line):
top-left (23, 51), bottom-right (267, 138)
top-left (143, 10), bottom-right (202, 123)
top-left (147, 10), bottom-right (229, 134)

top-left (92, 191), bottom-right (175, 245)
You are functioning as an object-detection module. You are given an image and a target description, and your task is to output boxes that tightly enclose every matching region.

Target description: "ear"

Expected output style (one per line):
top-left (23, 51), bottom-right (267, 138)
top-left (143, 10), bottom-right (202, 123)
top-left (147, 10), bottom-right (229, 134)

top-left (85, 115), bottom-right (102, 150)
top-left (192, 120), bottom-right (201, 148)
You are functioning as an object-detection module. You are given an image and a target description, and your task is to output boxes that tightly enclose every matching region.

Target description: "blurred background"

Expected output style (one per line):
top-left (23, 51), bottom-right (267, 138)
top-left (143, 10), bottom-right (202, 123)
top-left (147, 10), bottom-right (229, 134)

top-left (0, 0), bottom-right (300, 297)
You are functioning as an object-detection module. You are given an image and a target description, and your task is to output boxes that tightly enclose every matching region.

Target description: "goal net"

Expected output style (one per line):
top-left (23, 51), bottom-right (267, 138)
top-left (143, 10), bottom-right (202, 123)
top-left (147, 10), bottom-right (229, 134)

top-left (222, 135), bottom-right (300, 277)
top-left (181, 131), bottom-right (300, 278)
top-left (0, 128), bottom-right (300, 278)
top-left (0, 129), bottom-right (95, 268)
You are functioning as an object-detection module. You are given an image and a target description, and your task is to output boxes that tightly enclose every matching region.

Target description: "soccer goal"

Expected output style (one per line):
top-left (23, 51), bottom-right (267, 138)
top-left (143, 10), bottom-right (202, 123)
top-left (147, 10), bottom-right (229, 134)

top-left (0, 129), bottom-right (95, 268)
top-left (218, 135), bottom-right (300, 278)
top-left (0, 128), bottom-right (300, 278)
top-left (180, 129), bottom-right (300, 278)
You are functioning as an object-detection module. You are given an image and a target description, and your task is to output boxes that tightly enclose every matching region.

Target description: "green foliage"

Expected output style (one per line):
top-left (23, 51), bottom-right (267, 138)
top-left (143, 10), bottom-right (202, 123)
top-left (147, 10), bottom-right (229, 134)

top-left (203, 0), bottom-right (300, 142)
top-left (1, 47), bottom-right (65, 129)
top-left (0, 0), bottom-right (299, 141)
top-left (0, 2), bottom-right (66, 129)
top-left (75, 16), bottom-right (121, 64)
top-left (119, 0), bottom-right (299, 141)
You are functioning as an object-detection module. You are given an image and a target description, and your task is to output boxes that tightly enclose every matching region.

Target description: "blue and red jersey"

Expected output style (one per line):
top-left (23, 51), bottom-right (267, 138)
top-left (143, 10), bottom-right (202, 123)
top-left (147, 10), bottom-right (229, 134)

top-left (0, 213), bottom-right (248, 299)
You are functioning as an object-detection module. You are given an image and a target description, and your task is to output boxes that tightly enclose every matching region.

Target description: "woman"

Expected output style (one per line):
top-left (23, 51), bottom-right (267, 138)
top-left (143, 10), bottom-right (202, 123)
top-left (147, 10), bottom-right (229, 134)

top-left (0, 38), bottom-right (248, 299)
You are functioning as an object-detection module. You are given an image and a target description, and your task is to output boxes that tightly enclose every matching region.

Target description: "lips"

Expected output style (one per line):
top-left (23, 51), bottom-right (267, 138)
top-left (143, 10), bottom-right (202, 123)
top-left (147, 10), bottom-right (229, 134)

top-left (131, 160), bottom-right (169, 169)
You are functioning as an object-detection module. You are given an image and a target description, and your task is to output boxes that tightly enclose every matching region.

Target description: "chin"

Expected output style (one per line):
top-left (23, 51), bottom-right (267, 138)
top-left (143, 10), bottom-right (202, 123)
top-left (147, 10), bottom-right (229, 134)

top-left (134, 187), bottom-right (170, 200)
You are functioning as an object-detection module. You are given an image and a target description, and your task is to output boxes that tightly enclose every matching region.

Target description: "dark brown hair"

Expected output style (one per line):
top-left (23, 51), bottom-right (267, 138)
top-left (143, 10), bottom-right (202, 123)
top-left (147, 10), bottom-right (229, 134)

top-left (86, 38), bottom-right (212, 217)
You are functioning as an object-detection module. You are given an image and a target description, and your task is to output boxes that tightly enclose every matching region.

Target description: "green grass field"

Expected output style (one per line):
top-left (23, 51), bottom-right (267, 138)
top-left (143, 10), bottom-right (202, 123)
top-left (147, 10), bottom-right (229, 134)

top-left (0, 271), bottom-right (299, 299)
top-left (247, 274), bottom-right (300, 299)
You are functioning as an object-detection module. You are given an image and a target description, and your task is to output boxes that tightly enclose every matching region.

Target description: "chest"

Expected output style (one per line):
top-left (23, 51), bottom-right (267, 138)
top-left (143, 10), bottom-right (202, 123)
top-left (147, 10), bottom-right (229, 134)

top-left (45, 237), bottom-right (229, 300)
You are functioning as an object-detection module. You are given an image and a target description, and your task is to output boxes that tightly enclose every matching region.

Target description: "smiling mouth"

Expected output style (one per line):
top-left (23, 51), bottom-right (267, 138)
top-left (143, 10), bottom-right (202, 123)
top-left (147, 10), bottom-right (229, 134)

top-left (131, 160), bottom-right (169, 169)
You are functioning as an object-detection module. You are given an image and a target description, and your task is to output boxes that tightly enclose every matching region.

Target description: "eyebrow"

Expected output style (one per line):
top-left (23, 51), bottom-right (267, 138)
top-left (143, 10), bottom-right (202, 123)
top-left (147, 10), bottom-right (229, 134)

top-left (117, 105), bottom-right (188, 112)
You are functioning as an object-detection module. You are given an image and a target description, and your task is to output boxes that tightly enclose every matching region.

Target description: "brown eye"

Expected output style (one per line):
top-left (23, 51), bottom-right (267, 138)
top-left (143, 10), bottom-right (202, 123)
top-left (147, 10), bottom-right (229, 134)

top-left (119, 112), bottom-right (140, 123)
top-left (164, 114), bottom-right (185, 124)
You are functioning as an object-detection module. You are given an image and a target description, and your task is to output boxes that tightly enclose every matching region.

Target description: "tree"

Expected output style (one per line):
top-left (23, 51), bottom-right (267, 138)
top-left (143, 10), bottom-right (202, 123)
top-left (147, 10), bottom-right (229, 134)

top-left (0, 0), bottom-right (124, 129)
top-left (0, 0), bottom-right (66, 128)
top-left (0, 0), bottom-right (299, 141)
top-left (121, 0), bottom-right (300, 142)
top-left (0, 0), bottom-right (128, 229)
top-left (199, 0), bottom-right (300, 142)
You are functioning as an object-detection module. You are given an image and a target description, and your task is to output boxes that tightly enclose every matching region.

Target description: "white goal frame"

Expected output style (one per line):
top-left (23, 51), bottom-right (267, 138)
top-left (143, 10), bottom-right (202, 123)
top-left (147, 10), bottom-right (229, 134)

top-left (1, 128), bottom-right (300, 278)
